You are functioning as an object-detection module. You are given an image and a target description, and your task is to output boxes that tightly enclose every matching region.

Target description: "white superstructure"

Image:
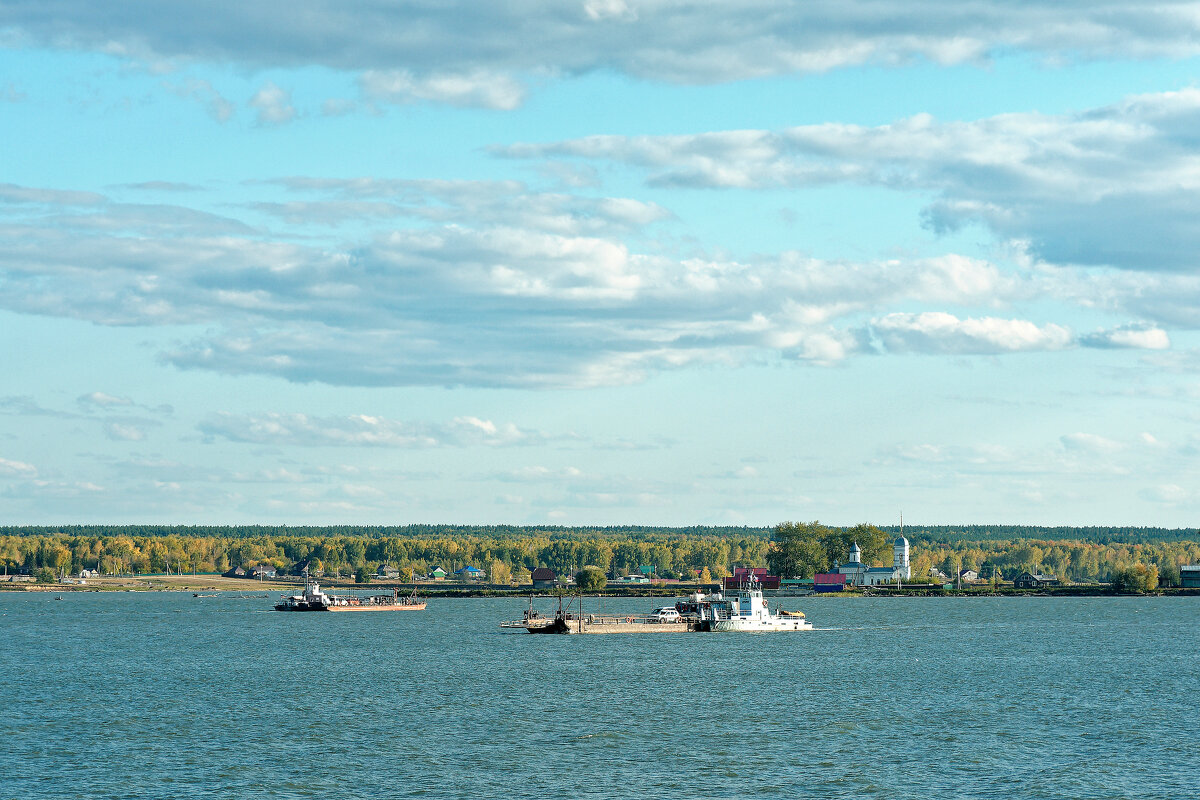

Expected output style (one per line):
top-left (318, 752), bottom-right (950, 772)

top-left (697, 576), bottom-right (813, 632)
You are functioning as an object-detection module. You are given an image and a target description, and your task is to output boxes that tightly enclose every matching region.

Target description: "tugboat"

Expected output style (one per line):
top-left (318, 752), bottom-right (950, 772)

top-left (693, 574), bottom-right (813, 632)
top-left (275, 570), bottom-right (426, 612)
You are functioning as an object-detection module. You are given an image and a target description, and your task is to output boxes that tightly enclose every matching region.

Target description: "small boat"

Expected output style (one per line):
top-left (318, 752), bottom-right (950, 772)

top-left (692, 575), bottom-right (813, 632)
top-left (275, 570), bottom-right (426, 612)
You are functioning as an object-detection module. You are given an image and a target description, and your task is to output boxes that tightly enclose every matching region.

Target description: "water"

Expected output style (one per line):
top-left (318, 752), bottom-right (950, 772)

top-left (1, 592), bottom-right (1197, 799)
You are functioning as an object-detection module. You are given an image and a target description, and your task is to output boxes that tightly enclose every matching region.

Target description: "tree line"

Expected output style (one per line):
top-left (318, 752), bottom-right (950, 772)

top-left (2, 523), bottom-right (1197, 586)
top-left (769, 521), bottom-right (1200, 587)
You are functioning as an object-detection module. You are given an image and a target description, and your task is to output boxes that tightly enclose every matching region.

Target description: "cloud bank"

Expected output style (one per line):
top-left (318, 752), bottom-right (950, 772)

top-left (0, 167), bottom-right (1179, 387)
top-left (5, 2), bottom-right (1200, 106)
top-left (502, 89), bottom-right (1200, 272)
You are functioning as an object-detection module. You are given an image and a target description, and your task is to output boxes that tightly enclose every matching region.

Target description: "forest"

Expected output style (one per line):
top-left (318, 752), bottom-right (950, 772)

top-left (2, 522), bottom-right (1197, 586)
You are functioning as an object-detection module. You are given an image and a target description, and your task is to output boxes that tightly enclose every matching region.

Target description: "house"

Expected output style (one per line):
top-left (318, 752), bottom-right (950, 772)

top-left (223, 566), bottom-right (247, 578)
top-left (377, 564), bottom-right (400, 579)
top-left (454, 565), bottom-right (484, 581)
top-left (616, 574), bottom-right (650, 584)
top-left (79, 569), bottom-right (98, 579)
top-left (248, 565), bottom-right (277, 579)
top-left (1014, 571), bottom-right (1058, 589)
top-left (531, 567), bottom-right (557, 589)
top-left (958, 569), bottom-right (980, 583)
top-left (928, 567), bottom-right (949, 581)
top-left (1180, 565), bottom-right (1200, 588)
top-left (428, 566), bottom-right (447, 580)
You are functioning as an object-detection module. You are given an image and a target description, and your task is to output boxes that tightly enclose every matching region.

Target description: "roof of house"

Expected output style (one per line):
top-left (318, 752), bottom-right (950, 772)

top-left (531, 567), bottom-right (556, 581)
top-left (455, 565), bottom-right (482, 573)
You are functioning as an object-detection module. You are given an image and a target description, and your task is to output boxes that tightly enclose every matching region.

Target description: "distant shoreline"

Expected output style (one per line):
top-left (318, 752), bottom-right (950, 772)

top-left (4, 575), bottom-right (1197, 598)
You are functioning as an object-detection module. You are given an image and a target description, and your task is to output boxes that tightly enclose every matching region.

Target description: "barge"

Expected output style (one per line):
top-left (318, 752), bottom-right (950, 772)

top-left (275, 571), bottom-right (426, 612)
top-left (501, 579), bottom-right (811, 633)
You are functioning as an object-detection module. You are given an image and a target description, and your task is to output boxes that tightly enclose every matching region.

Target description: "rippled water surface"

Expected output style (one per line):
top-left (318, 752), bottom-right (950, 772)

top-left (2, 592), bottom-right (1197, 798)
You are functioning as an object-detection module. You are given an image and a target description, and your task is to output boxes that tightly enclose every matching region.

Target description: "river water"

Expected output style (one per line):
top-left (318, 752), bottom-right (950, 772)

top-left (1, 591), bottom-right (1197, 799)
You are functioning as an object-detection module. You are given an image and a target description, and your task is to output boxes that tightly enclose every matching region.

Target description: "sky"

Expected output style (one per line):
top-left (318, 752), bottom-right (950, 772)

top-left (2, 1), bottom-right (1200, 527)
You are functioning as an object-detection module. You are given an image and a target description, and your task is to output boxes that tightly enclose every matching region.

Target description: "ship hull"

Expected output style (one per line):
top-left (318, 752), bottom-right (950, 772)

top-left (274, 602), bottom-right (328, 611)
top-left (707, 619), bottom-right (812, 632)
top-left (327, 602), bottom-right (427, 612)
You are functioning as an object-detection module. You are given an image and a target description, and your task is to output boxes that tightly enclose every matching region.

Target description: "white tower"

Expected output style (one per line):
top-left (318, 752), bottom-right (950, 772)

top-left (849, 541), bottom-right (862, 564)
top-left (893, 537), bottom-right (911, 579)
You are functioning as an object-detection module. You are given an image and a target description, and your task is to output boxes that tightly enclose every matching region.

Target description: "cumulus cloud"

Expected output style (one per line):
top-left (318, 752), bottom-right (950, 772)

top-left (5, 2), bottom-right (1200, 97)
top-left (1080, 324), bottom-right (1170, 350)
top-left (198, 412), bottom-right (547, 448)
top-left (502, 88), bottom-right (1200, 273)
top-left (870, 312), bottom-right (1072, 354)
top-left (248, 81), bottom-right (295, 125)
top-left (103, 422), bottom-right (148, 441)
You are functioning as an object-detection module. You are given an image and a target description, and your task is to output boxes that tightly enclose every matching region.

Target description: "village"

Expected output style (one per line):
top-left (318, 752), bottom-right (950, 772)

top-left (19, 538), bottom-right (1197, 596)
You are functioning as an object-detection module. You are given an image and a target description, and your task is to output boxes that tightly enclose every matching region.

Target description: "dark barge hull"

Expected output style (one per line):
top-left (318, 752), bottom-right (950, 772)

top-left (274, 602), bottom-right (329, 611)
top-left (525, 618), bottom-right (571, 633)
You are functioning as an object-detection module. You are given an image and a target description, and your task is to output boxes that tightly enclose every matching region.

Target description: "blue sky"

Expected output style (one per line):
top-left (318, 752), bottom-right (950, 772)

top-left (3, 1), bottom-right (1200, 526)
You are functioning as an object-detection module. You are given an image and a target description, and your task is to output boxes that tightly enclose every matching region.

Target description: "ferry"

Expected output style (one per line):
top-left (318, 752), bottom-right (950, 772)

top-left (275, 570), bottom-right (426, 612)
top-left (692, 575), bottom-right (813, 632)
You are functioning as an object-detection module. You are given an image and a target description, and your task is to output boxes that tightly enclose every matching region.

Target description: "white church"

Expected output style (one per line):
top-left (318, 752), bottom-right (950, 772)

top-left (834, 537), bottom-right (911, 586)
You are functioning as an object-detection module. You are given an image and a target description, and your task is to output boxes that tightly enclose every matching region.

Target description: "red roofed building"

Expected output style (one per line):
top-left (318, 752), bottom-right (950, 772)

top-left (723, 567), bottom-right (780, 590)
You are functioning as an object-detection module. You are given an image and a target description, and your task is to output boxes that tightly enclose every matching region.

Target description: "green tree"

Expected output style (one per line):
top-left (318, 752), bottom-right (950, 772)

top-left (488, 558), bottom-right (512, 586)
top-left (354, 566), bottom-right (370, 584)
top-left (1111, 563), bottom-right (1159, 593)
top-left (576, 566), bottom-right (607, 592)
top-left (1158, 559), bottom-right (1181, 588)
top-left (767, 521), bottom-right (831, 578)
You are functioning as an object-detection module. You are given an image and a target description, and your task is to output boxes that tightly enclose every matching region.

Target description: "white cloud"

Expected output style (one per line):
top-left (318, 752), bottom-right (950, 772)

top-left (503, 88), bottom-right (1200, 273)
top-left (360, 70), bottom-right (525, 110)
top-left (248, 81), bottom-right (295, 126)
top-left (78, 391), bottom-right (134, 408)
top-left (104, 422), bottom-right (147, 441)
top-left (870, 312), bottom-right (1072, 354)
top-left (0, 456), bottom-right (37, 477)
top-left (0, 178), bottom-right (1166, 388)
top-left (1080, 325), bottom-right (1170, 350)
top-left (198, 412), bottom-right (547, 448)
